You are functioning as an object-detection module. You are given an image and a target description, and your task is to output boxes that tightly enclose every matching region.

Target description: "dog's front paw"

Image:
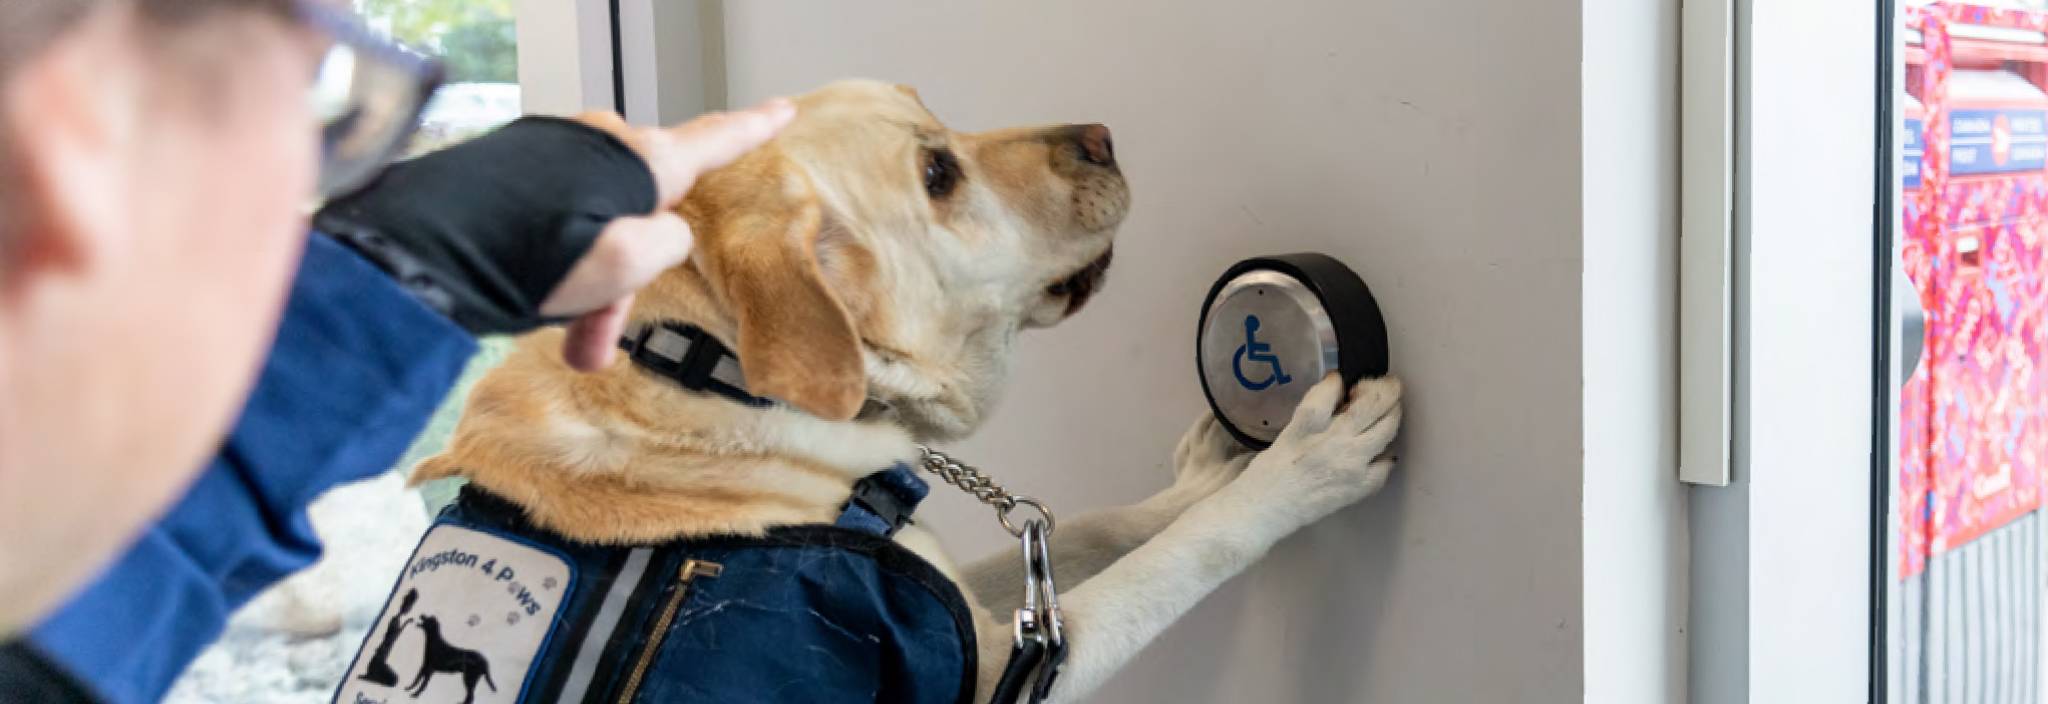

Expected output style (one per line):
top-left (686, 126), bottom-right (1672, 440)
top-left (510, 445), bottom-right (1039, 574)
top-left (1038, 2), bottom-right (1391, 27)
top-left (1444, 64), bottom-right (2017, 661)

top-left (1167, 413), bottom-right (1255, 500)
top-left (1232, 374), bottom-right (1404, 531)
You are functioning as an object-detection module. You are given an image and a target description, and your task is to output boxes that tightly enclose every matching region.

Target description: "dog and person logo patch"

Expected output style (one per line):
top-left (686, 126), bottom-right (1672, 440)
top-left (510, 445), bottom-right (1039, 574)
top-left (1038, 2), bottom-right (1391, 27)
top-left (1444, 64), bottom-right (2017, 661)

top-left (335, 523), bottom-right (573, 704)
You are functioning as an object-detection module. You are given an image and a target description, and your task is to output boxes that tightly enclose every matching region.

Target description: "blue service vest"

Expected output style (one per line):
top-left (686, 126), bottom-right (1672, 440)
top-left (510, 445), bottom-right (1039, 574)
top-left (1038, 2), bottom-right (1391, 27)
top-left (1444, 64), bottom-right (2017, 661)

top-left (335, 472), bottom-right (977, 704)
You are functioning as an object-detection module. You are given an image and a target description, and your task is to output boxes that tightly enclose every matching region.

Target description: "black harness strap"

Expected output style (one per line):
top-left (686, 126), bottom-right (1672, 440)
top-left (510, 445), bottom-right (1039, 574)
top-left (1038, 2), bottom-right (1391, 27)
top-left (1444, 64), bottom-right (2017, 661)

top-left (989, 638), bottom-right (1046, 704)
top-left (1029, 638), bottom-right (1066, 703)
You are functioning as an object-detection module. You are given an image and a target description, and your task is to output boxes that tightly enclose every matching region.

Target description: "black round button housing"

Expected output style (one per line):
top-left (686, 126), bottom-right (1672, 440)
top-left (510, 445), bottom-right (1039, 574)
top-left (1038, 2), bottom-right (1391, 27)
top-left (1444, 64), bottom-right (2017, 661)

top-left (1196, 253), bottom-right (1390, 449)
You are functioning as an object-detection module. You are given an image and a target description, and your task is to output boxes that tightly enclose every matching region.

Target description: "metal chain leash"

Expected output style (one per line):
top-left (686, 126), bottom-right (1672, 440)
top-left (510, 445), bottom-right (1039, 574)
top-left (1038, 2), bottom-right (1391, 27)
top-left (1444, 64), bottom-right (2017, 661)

top-left (916, 444), bottom-right (1068, 702)
top-left (915, 445), bottom-right (1056, 537)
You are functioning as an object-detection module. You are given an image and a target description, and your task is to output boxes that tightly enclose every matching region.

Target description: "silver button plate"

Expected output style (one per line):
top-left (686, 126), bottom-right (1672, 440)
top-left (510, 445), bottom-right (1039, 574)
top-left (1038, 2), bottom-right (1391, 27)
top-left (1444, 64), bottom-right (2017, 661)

top-left (1198, 270), bottom-right (1341, 445)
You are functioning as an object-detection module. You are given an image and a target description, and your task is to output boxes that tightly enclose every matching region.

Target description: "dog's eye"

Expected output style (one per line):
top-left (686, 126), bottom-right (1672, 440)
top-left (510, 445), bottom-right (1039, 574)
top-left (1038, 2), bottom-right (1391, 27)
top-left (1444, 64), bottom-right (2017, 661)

top-left (923, 148), bottom-right (961, 199)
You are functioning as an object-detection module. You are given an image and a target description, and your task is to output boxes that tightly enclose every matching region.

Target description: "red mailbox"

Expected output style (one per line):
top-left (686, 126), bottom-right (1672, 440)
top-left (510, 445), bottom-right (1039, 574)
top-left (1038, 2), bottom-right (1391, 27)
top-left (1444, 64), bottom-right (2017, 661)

top-left (1900, 2), bottom-right (2048, 576)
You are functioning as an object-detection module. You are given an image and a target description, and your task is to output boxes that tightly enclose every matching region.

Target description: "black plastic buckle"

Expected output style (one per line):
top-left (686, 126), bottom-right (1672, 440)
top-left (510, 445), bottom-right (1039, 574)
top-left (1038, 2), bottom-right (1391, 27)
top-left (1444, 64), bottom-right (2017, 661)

top-left (619, 322), bottom-right (778, 408)
top-left (620, 323), bottom-right (716, 387)
top-left (846, 477), bottom-right (914, 536)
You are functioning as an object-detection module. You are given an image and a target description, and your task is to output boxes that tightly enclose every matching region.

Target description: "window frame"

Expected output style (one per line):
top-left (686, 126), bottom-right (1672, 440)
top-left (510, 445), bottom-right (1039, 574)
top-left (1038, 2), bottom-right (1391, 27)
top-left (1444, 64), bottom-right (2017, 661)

top-left (1873, 0), bottom-right (1902, 701)
top-left (512, 0), bottom-right (620, 118)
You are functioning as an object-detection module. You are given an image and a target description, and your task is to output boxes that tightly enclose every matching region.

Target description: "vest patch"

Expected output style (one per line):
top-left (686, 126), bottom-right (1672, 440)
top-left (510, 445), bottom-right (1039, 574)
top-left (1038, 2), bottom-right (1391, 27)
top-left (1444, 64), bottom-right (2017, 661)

top-left (335, 523), bottom-right (574, 704)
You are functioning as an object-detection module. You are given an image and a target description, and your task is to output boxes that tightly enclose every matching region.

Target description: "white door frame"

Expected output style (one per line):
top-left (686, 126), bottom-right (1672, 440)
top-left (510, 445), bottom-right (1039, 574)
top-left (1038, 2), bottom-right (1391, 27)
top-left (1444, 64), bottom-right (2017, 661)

top-left (1687, 1), bottom-right (1880, 701)
top-left (615, 0), bottom-right (727, 124)
top-left (515, 0), bottom-right (726, 125)
top-left (513, 0), bottom-right (617, 118)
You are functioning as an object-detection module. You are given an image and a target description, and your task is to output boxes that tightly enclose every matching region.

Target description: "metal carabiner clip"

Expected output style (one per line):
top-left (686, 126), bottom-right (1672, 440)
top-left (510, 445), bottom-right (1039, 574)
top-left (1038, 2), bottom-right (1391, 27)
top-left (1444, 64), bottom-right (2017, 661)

top-left (1018, 521), bottom-right (1047, 643)
top-left (989, 523), bottom-right (1050, 704)
top-left (1026, 520), bottom-right (1067, 703)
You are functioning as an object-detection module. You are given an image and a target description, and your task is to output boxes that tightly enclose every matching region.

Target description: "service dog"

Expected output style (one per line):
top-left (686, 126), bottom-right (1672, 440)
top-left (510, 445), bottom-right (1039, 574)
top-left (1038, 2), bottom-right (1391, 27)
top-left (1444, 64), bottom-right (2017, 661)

top-left (354, 79), bottom-right (1403, 703)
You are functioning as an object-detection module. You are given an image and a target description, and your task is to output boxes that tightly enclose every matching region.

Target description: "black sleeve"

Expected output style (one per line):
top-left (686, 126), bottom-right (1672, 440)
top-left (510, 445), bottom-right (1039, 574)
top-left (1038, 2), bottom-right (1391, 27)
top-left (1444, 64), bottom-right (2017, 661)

top-left (0, 641), bottom-right (100, 704)
top-left (315, 116), bottom-right (659, 335)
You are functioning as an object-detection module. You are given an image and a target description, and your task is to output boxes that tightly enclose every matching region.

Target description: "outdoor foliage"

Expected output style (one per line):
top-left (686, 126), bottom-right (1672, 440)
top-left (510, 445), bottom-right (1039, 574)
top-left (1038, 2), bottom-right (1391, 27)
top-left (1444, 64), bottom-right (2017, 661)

top-left (356, 0), bottom-right (517, 83)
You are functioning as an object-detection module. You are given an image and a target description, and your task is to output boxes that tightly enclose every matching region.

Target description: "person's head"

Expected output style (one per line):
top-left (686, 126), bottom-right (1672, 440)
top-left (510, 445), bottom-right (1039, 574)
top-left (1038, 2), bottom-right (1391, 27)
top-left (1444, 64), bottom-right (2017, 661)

top-left (0, 0), bottom-right (334, 633)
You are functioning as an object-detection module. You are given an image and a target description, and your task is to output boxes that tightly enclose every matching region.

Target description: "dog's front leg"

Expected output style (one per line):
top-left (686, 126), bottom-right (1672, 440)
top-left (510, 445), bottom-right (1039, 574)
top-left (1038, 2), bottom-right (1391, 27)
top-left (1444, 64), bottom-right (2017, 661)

top-left (976, 375), bottom-right (1402, 703)
top-left (960, 415), bottom-right (1253, 612)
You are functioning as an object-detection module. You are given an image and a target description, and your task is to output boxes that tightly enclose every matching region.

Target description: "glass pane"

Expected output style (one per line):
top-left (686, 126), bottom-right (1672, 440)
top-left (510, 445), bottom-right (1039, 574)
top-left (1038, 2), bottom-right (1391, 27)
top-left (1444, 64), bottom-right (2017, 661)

top-left (1890, 1), bottom-right (2048, 700)
top-left (350, 0), bottom-right (524, 510)
top-left (356, 0), bottom-right (522, 155)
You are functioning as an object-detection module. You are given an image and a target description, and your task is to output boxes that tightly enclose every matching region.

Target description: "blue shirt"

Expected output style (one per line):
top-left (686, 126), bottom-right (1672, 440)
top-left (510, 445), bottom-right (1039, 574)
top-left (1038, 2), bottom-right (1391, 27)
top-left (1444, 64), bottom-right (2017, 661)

top-left (27, 234), bottom-right (477, 704)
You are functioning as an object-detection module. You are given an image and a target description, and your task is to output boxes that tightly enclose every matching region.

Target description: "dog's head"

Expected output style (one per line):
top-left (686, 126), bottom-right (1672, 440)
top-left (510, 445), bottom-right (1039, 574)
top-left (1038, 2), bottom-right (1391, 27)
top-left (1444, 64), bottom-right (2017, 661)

top-left (653, 80), bottom-right (1129, 440)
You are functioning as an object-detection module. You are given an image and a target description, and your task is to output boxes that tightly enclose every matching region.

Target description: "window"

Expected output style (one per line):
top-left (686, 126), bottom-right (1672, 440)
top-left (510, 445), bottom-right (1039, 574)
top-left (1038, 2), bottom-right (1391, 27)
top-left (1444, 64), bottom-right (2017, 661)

top-left (354, 0), bottom-right (522, 155)
top-left (1887, 1), bottom-right (2048, 701)
top-left (352, 0), bottom-right (528, 509)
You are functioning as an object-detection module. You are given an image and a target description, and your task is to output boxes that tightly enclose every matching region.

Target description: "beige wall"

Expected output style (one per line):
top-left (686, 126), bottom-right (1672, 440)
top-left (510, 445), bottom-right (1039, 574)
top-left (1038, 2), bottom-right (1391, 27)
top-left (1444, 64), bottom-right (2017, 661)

top-left (720, 2), bottom-right (1592, 701)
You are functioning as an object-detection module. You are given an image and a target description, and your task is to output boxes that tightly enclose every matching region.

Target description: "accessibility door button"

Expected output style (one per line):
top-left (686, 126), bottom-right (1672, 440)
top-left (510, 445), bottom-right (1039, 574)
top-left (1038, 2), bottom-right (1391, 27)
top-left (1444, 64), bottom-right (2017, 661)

top-left (1197, 253), bottom-right (1389, 449)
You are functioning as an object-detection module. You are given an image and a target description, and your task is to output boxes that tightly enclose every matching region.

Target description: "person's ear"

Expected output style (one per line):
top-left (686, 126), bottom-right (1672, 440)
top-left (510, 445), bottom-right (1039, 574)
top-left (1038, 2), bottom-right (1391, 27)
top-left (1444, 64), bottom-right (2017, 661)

top-left (2, 6), bottom-right (139, 280)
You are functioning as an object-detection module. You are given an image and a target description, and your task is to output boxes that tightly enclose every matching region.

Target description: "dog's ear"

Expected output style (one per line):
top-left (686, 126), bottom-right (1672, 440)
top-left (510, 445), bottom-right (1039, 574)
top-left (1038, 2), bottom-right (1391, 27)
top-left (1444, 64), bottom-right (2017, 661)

top-left (690, 154), bottom-right (867, 421)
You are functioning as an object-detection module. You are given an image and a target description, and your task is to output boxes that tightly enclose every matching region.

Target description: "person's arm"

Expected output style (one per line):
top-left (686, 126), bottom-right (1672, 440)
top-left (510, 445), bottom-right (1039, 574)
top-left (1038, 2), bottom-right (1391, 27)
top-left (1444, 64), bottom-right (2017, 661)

top-left (23, 234), bottom-right (476, 704)
top-left (14, 102), bottom-right (794, 704)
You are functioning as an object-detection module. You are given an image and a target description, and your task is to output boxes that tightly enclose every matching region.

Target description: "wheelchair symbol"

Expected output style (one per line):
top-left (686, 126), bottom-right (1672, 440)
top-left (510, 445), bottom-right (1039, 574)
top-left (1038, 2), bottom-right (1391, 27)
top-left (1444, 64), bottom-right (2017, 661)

top-left (1232, 315), bottom-right (1293, 391)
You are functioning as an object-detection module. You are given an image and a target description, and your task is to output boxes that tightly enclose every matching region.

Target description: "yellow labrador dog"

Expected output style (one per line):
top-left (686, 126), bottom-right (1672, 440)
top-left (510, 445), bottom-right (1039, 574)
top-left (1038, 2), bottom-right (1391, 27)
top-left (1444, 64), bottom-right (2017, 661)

top-left (400, 80), bottom-right (1403, 703)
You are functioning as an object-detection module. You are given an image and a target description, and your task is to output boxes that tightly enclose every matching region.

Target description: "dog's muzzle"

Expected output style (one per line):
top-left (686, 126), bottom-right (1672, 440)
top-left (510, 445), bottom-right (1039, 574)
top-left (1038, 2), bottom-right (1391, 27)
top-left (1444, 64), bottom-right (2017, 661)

top-left (1048, 248), bottom-right (1114, 316)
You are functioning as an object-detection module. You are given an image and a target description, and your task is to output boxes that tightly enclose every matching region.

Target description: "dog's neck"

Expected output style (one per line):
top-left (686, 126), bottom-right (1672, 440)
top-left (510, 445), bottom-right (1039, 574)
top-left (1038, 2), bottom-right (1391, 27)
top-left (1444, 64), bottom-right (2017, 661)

top-left (413, 270), bottom-right (920, 545)
top-left (610, 317), bottom-right (920, 478)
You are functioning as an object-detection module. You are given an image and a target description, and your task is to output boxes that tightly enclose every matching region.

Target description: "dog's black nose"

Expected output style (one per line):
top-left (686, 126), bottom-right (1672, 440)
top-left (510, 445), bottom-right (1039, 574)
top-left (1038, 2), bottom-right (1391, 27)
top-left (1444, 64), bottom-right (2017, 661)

top-left (1075, 124), bottom-right (1115, 167)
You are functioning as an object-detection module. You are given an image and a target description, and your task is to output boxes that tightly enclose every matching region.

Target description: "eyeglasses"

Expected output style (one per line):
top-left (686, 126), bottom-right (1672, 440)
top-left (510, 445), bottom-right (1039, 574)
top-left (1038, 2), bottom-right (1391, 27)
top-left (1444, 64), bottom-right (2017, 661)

top-left (293, 0), bottom-right (445, 199)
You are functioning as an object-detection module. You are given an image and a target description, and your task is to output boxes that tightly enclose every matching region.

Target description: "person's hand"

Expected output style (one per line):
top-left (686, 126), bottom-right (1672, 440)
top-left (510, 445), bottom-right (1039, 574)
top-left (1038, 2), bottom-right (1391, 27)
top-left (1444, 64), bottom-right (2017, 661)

top-left (312, 98), bottom-right (797, 369)
top-left (544, 100), bottom-right (797, 370)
